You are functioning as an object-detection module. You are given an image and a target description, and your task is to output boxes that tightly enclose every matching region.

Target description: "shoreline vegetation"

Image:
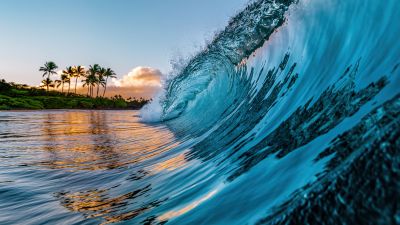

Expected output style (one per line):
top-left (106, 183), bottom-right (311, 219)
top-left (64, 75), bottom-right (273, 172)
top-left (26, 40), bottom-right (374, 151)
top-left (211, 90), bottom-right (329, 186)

top-left (0, 79), bottom-right (149, 110)
top-left (0, 61), bottom-right (151, 110)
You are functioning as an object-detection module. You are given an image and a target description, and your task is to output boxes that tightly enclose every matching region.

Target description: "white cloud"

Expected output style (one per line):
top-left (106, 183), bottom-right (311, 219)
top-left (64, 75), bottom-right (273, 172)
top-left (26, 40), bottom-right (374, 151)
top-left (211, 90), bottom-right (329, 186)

top-left (112, 66), bottom-right (162, 88)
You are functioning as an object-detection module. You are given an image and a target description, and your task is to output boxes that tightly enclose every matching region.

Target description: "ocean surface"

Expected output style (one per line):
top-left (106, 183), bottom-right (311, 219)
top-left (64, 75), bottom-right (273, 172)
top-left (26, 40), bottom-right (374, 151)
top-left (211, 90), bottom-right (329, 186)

top-left (1, 0), bottom-right (400, 224)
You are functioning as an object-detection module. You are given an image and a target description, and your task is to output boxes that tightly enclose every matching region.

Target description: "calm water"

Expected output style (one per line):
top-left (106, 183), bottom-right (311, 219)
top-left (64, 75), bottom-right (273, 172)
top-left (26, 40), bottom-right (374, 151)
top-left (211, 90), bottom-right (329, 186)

top-left (0, 110), bottom-right (188, 225)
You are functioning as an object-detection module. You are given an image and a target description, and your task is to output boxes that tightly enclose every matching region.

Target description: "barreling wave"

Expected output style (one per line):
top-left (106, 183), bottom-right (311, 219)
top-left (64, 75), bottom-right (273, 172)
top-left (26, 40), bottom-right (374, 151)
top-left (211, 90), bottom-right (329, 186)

top-left (143, 0), bottom-right (400, 223)
top-left (161, 0), bottom-right (295, 121)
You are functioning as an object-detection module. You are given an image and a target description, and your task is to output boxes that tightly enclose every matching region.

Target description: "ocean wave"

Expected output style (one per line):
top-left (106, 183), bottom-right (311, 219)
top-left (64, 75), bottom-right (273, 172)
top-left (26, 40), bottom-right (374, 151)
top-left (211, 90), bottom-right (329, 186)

top-left (145, 0), bottom-right (400, 223)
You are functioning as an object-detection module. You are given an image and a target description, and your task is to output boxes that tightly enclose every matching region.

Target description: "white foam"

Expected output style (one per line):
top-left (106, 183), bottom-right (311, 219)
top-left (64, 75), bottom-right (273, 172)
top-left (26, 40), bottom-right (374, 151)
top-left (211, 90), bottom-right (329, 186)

top-left (139, 89), bottom-right (165, 123)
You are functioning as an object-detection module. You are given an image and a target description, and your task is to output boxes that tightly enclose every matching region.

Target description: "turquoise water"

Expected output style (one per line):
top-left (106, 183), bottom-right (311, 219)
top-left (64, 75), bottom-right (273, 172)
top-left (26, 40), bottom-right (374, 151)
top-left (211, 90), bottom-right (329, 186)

top-left (1, 0), bottom-right (400, 224)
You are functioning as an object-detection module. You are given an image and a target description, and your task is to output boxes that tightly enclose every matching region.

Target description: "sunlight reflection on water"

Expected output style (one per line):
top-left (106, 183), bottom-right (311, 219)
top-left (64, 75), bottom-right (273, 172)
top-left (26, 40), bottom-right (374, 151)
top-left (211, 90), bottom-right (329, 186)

top-left (0, 110), bottom-right (189, 224)
top-left (4, 110), bottom-right (180, 171)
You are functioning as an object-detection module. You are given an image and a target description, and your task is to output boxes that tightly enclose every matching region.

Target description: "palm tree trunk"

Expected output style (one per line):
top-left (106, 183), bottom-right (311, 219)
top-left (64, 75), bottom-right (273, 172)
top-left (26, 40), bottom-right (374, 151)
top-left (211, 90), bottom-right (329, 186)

top-left (61, 82), bottom-right (64, 93)
top-left (103, 78), bottom-right (108, 97)
top-left (47, 74), bottom-right (50, 92)
top-left (75, 77), bottom-right (78, 94)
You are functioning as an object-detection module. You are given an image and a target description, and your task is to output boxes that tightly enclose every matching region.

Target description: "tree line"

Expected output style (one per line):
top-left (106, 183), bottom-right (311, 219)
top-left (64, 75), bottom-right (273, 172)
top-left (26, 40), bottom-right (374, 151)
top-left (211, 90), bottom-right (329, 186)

top-left (39, 61), bottom-right (116, 97)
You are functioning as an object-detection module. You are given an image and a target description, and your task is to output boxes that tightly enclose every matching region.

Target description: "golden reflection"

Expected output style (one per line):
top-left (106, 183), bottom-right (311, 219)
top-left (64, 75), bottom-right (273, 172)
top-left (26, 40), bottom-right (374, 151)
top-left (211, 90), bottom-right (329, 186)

top-left (151, 153), bottom-right (187, 172)
top-left (158, 189), bottom-right (219, 222)
top-left (56, 185), bottom-right (161, 225)
top-left (37, 111), bottom-right (179, 171)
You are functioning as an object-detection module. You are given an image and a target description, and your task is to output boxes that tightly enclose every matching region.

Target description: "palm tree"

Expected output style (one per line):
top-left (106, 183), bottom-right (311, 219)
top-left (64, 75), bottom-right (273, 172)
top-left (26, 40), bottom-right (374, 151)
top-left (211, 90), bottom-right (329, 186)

top-left (54, 79), bottom-right (62, 91)
top-left (96, 67), bottom-right (106, 97)
top-left (82, 76), bottom-right (91, 97)
top-left (73, 65), bottom-right (86, 94)
top-left (62, 66), bottom-right (74, 94)
top-left (86, 64), bottom-right (100, 97)
top-left (39, 61), bottom-right (58, 91)
top-left (97, 76), bottom-right (106, 97)
top-left (61, 66), bottom-right (74, 94)
top-left (89, 74), bottom-right (98, 97)
top-left (41, 78), bottom-right (54, 90)
top-left (59, 73), bottom-right (70, 93)
top-left (102, 68), bottom-right (116, 97)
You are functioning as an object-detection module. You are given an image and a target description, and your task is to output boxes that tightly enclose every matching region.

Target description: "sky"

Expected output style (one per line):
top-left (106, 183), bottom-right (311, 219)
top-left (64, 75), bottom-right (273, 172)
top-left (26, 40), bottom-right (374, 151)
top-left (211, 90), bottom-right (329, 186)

top-left (0, 0), bottom-right (248, 97)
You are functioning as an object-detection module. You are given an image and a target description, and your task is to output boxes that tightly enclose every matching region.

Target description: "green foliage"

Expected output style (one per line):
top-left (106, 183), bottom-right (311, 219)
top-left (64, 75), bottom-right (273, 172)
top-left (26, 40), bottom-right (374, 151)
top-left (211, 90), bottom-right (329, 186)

top-left (78, 100), bottom-right (94, 109)
top-left (24, 99), bottom-right (44, 109)
top-left (0, 105), bottom-right (11, 110)
top-left (0, 79), bottom-right (12, 92)
top-left (111, 95), bottom-right (128, 108)
top-left (0, 79), bottom-right (150, 110)
top-left (10, 89), bottom-right (29, 96)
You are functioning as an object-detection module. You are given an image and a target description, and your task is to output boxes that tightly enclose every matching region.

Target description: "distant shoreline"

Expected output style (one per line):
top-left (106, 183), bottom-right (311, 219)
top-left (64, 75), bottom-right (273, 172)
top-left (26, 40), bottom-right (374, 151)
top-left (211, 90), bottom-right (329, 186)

top-left (0, 79), bottom-right (150, 111)
top-left (0, 108), bottom-right (142, 111)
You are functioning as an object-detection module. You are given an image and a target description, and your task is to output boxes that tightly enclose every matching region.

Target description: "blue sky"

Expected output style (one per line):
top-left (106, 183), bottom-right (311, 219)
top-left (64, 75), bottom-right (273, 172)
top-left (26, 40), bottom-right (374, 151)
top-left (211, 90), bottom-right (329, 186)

top-left (0, 0), bottom-right (248, 85)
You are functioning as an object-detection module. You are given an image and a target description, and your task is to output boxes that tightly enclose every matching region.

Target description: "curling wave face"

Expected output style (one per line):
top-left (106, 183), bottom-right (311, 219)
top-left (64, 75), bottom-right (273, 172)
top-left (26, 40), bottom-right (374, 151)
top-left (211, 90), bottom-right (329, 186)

top-left (156, 0), bottom-right (400, 223)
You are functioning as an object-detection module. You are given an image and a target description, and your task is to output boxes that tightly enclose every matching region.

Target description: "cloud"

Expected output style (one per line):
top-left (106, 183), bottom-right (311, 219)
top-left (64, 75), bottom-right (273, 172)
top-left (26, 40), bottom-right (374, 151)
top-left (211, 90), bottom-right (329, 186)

top-left (106, 66), bottom-right (163, 99)
top-left (112, 67), bottom-right (162, 88)
top-left (52, 66), bottom-right (163, 99)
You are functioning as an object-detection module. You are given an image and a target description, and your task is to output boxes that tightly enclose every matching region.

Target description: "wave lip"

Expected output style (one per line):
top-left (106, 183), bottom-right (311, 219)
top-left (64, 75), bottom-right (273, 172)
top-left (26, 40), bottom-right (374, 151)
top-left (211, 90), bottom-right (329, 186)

top-left (161, 0), bottom-right (296, 120)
